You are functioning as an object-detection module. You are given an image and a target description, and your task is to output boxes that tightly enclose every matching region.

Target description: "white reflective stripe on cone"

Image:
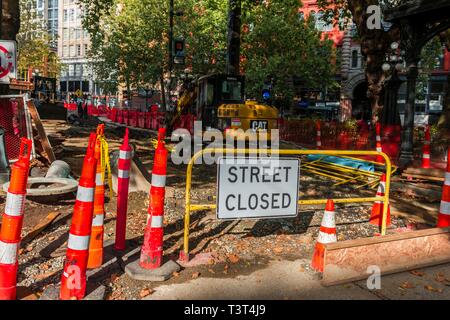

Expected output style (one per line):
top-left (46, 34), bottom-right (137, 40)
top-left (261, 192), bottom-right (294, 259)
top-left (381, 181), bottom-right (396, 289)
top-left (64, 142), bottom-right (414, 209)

top-left (92, 214), bottom-right (104, 227)
top-left (321, 211), bottom-right (335, 229)
top-left (378, 182), bottom-right (386, 193)
top-left (151, 174), bottom-right (166, 188)
top-left (5, 193), bottom-right (25, 217)
top-left (317, 231), bottom-right (336, 244)
top-left (118, 169), bottom-right (129, 179)
top-left (96, 173), bottom-right (103, 186)
top-left (423, 154), bottom-right (430, 159)
top-left (376, 136), bottom-right (381, 142)
top-left (150, 215), bottom-right (163, 228)
top-left (440, 200), bottom-right (450, 215)
top-left (316, 131), bottom-right (321, 137)
top-left (317, 142), bottom-right (322, 147)
top-left (76, 186), bottom-right (95, 203)
top-left (445, 173), bottom-right (450, 186)
top-left (377, 148), bottom-right (382, 152)
top-left (68, 234), bottom-right (90, 250)
top-left (0, 241), bottom-right (19, 264)
top-left (120, 150), bottom-right (132, 160)
top-left (424, 141), bottom-right (430, 145)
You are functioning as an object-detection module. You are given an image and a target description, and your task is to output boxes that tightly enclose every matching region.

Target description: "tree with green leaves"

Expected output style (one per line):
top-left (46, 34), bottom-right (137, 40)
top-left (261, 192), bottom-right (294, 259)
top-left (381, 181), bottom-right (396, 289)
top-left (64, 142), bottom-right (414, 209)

top-left (17, 0), bottom-right (61, 78)
top-left (241, 0), bottom-right (336, 107)
top-left (80, 0), bottom-right (335, 110)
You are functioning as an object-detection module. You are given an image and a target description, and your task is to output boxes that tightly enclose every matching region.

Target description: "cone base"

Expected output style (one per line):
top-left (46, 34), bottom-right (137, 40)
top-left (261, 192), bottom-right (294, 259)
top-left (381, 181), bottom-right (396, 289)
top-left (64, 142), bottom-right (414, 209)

top-left (87, 250), bottom-right (104, 270)
top-left (437, 214), bottom-right (450, 228)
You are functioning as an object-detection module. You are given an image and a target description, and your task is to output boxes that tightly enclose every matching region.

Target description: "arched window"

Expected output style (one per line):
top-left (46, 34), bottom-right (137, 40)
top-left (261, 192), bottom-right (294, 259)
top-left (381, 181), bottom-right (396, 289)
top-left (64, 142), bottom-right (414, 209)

top-left (315, 11), bottom-right (325, 31)
top-left (298, 12), bottom-right (305, 22)
top-left (351, 50), bottom-right (359, 68)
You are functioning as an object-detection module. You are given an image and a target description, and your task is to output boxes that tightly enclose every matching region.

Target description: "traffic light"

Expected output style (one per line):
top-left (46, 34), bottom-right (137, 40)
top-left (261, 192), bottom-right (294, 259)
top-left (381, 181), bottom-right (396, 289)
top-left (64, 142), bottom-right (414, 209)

top-left (173, 38), bottom-right (185, 65)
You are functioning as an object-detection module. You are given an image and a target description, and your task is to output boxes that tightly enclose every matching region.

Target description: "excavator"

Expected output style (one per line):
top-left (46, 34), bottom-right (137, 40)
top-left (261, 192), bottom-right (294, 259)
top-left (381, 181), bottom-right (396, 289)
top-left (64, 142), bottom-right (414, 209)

top-left (168, 73), bottom-right (279, 140)
top-left (167, 1), bottom-right (279, 141)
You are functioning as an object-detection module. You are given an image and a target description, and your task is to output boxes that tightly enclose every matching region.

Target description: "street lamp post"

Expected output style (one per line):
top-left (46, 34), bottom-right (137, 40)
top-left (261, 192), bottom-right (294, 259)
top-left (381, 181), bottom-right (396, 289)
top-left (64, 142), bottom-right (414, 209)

top-left (381, 42), bottom-right (404, 125)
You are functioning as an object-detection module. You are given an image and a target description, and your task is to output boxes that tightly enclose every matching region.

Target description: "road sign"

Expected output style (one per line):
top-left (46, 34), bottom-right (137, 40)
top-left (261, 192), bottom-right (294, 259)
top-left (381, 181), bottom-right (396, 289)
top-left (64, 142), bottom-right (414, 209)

top-left (75, 89), bottom-right (83, 97)
top-left (217, 157), bottom-right (300, 220)
top-left (0, 40), bottom-right (17, 84)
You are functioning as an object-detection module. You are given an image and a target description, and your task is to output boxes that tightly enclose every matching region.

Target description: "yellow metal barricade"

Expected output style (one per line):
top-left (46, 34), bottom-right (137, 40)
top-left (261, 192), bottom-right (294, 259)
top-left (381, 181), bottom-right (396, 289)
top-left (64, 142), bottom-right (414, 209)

top-left (182, 149), bottom-right (392, 261)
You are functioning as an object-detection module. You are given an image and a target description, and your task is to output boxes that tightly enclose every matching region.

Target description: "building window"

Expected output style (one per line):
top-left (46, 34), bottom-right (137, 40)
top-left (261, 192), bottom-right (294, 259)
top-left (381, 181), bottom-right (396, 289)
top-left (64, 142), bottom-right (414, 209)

top-left (63, 46), bottom-right (68, 57)
top-left (77, 45), bottom-right (81, 56)
top-left (69, 9), bottom-right (75, 22)
top-left (75, 64), bottom-right (82, 77)
top-left (351, 50), bottom-right (359, 68)
top-left (84, 44), bottom-right (89, 55)
top-left (68, 64), bottom-right (75, 77)
top-left (63, 9), bottom-right (68, 22)
top-left (70, 45), bottom-right (75, 57)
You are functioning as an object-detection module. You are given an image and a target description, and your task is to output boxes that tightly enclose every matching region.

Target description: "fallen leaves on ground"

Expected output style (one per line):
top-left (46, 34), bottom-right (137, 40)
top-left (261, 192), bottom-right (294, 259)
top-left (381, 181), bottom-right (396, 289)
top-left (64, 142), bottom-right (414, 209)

top-left (424, 285), bottom-right (443, 293)
top-left (191, 272), bottom-right (200, 279)
top-left (410, 270), bottom-right (425, 277)
top-left (139, 288), bottom-right (154, 298)
top-left (208, 269), bottom-right (215, 274)
top-left (227, 254), bottom-right (240, 264)
top-left (172, 271), bottom-right (180, 277)
top-left (33, 270), bottom-right (59, 281)
top-left (399, 282), bottom-right (415, 289)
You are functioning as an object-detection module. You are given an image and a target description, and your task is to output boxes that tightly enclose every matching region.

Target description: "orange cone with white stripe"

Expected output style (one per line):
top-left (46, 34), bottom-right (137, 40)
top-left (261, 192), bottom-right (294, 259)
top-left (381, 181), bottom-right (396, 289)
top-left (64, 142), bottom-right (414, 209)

top-left (369, 174), bottom-right (391, 227)
top-left (87, 125), bottom-right (106, 269)
top-left (311, 200), bottom-right (336, 272)
top-left (60, 133), bottom-right (97, 300)
top-left (140, 128), bottom-right (168, 269)
top-left (375, 123), bottom-right (384, 163)
top-left (422, 125), bottom-right (431, 169)
top-left (437, 148), bottom-right (450, 228)
top-left (0, 138), bottom-right (32, 300)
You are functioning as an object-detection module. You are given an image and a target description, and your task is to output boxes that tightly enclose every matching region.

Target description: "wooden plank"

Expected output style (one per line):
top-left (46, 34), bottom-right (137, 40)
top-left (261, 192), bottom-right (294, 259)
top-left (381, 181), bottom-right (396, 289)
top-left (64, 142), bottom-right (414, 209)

top-left (27, 100), bottom-right (56, 163)
top-left (404, 167), bottom-right (445, 178)
top-left (21, 212), bottom-right (61, 246)
top-left (322, 228), bottom-right (450, 286)
top-left (402, 173), bottom-right (444, 182)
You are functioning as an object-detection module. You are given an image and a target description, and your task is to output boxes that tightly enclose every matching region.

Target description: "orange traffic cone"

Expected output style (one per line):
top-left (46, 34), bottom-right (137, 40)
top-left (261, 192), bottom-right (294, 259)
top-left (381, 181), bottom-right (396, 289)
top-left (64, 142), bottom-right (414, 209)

top-left (60, 133), bottom-right (97, 300)
top-left (437, 148), bottom-right (450, 228)
top-left (87, 125), bottom-right (106, 269)
top-left (0, 139), bottom-right (32, 300)
top-left (311, 200), bottom-right (337, 272)
top-left (369, 174), bottom-right (391, 227)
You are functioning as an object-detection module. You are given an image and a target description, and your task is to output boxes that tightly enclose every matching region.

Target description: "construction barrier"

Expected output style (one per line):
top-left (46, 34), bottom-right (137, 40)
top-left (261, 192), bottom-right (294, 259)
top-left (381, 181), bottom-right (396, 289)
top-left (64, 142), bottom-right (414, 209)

top-left (140, 128), bottom-right (168, 268)
top-left (60, 133), bottom-right (97, 300)
top-left (0, 138), bottom-right (32, 300)
top-left (180, 148), bottom-right (393, 262)
top-left (278, 119), bottom-right (401, 162)
top-left (114, 128), bottom-right (132, 251)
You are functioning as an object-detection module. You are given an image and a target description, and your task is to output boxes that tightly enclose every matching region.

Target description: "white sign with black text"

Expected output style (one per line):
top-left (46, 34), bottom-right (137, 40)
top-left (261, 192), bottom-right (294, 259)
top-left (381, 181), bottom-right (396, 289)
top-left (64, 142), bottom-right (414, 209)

top-left (217, 157), bottom-right (300, 220)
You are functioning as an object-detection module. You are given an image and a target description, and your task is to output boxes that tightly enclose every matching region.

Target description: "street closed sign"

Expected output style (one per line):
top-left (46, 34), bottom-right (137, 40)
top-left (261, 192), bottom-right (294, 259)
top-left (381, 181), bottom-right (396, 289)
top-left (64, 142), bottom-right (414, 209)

top-left (217, 157), bottom-right (300, 220)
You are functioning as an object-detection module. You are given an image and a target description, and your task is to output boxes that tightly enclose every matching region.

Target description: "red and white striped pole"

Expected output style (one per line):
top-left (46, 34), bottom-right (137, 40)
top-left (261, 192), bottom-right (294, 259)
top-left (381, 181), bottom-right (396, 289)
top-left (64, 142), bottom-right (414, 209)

top-left (422, 125), bottom-right (431, 169)
top-left (0, 138), bottom-right (32, 300)
top-left (316, 120), bottom-right (322, 149)
top-left (140, 128), bottom-right (168, 269)
top-left (437, 148), bottom-right (450, 228)
top-left (60, 133), bottom-right (97, 300)
top-left (375, 122), bottom-right (384, 163)
top-left (114, 128), bottom-right (132, 251)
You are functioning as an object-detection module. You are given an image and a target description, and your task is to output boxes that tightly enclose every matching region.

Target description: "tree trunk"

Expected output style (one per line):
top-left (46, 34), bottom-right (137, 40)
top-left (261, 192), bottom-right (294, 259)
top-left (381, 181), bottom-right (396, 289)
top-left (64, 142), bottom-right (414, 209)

top-left (226, 0), bottom-right (241, 75)
top-left (0, 0), bottom-right (20, 95)
top-left (347, 0), bottom-right (400, 124)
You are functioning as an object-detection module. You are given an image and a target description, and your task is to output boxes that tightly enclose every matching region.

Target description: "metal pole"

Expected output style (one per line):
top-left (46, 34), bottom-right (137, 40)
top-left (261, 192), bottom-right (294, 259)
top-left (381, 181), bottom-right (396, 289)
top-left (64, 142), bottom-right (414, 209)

top-left (399, 62), bottom-right (419, 167)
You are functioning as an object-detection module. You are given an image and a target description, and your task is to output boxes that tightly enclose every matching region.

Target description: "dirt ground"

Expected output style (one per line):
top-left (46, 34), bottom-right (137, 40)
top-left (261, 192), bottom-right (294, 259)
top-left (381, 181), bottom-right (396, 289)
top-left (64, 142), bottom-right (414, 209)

top-left (1, 102), bottom-right (449, 300)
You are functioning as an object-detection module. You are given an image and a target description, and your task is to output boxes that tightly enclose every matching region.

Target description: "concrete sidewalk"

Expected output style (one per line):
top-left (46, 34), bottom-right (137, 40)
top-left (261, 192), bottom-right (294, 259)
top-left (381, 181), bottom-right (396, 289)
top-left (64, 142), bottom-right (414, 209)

top-left (144, 259), bottom-right (450, 300)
